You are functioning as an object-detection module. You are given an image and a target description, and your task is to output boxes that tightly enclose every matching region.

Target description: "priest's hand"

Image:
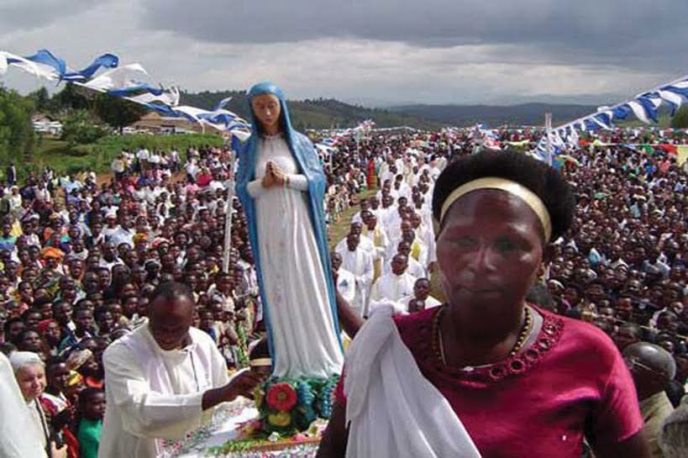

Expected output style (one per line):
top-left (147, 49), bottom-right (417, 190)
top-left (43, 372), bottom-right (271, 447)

top-left (202, 370), bottom-right (266, 410)
top-left (227, 369), bottom-right (265, 399)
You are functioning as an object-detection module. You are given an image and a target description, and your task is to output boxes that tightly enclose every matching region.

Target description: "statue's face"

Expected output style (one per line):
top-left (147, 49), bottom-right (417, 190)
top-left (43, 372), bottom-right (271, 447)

top-left (251, 94), bottom-right (281, 132)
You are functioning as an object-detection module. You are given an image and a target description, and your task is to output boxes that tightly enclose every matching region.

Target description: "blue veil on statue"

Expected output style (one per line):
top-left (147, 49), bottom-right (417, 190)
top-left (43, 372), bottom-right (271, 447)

top-left (235, 82), bottom-right (342, 376)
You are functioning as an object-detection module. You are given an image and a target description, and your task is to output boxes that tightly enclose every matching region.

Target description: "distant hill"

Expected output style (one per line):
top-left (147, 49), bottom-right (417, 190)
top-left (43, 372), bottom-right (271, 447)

top-left (179, 90), bottom-right (443, 131)
top-left (180, 91), bottom-right (606, 129)
top-left (388, 103), bottom-right (599, 127)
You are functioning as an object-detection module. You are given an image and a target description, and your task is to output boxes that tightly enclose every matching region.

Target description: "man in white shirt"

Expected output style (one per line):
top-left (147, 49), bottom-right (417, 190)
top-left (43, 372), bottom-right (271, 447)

top-left (369, 254), bottom-right (417, 314)
top-left (111, 155), bottom-right (126, 179)
top-left (99, 282), bottom-right (263, 458)
top-left (409, 211), bottom-right (436, 268)
top-left (351, 198), bottom-right (370, 225)
top-left (99, 241), bottom-right (123, 271)
top-left (385, 241), bottom-right (426, 280)
top-left (392, 175), bottom-right (412, 201)
top-left (361, 211), bottom-right (389, 281)
top-left (136, 147), bottom-right (150, 171)
top-left (335, 222), bottom-right (374, 255)
top-left (186, 160), bottom-right (199, 182)
top-left (376, 193), bottom-right (395, 227)
top-left (383, 198), bottom-right (411, 246)
top-left (398, 278), bottom-right (442, 313)
top-left (331, 251), bottom-right (356, 304)
top-left (378, 159), bottom-right (395, 186)
top-left (109, 216), bottom-right (136, 249)
top-left (335, 233), bottom-right (375, 317)
top-left (401, 221), bottom-right (429, 269)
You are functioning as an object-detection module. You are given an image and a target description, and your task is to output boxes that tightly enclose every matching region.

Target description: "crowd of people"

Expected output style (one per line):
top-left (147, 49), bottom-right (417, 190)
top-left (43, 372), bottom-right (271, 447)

top-left (1, 124), bottom-right (688, 456)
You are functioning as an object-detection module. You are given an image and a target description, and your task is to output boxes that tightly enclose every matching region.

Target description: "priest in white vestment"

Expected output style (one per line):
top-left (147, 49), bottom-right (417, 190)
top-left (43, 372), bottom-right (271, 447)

top-left (398, 278), bottom-right (442, 313)
top-left (99, 282), bottom-right (263, 458)
top-left (350, 198), bottom-right (371, 225)
top-left (384, 241), bottom-right (427, 280)
top-left (331, 251), bottom-right (356, 304)
top-left (410, 211), bottom-right (436, 267)
top-left (335, 222), bottom-right (374, 255)
top-left (361, 211), bottom-right (389, 281)
top-left (369, 254), bottom-right (417, 313)
top-left (336, 233), bottom-right (375, 317)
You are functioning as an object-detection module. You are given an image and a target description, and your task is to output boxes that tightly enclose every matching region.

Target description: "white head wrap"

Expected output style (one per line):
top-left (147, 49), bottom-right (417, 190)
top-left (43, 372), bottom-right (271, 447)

top-left (9, 351), bottom-right (43, 373)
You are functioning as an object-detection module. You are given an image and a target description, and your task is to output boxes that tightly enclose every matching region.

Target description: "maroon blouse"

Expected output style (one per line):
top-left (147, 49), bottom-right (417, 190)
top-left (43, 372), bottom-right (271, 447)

top-left (336, 306), bottom-right (643, 457)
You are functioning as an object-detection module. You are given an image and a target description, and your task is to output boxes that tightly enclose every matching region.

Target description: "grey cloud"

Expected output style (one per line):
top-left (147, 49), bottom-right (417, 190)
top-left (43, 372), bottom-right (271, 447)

top-left (141, 0), bottom-right (688, 71)
top-left (0, 0), bottom-right (94, 33)
top-left (0, 0), bottom-right (684, 105)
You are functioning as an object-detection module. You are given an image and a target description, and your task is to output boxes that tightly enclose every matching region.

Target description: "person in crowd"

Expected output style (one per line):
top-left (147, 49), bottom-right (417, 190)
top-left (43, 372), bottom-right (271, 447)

top-left (400, 277), bottom-right (442, 313)
top-left (624, 342), bottom-right (676, 457)
top-left (98, 281), bottom-right (263, 457)
top-left (335, 231), bottom-right (375, 317)
top-left (368, 253), bottom-right (416, 312)
top-left (331, 251), bottom-right (356, 305)
top-left (10, 351), bottom-right (68, 458)
top-left (0, 351), bottom-right (52, 457)
top-left (77, 387), bottom-right (106, 458)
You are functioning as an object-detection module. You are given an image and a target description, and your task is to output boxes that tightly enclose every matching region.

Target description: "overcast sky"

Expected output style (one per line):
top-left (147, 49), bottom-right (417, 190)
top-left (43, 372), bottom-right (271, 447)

top-left (1, 0), bottom-right (686, 106)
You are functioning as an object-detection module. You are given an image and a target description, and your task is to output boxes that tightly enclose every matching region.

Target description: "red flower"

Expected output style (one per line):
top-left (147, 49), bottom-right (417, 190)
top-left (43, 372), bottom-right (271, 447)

top-left (266, 382), bottom-right (297, 411)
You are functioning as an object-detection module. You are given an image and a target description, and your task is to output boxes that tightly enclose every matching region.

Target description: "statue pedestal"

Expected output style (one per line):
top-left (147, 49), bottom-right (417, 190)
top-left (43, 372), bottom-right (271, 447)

top-left (170, 375), bottom-right (339, 457)
top-left (253, 374), bottom-right (339, 435)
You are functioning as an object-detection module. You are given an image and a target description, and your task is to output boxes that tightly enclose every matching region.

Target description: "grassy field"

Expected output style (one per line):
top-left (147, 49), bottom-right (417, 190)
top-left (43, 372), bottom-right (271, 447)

top-left (28, 133), bottom-right (224, 177)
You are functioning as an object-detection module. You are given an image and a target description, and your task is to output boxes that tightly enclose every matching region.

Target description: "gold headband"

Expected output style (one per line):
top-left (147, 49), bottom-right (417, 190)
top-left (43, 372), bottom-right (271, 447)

top-left (439, 177), bottom-right (552, 242)
top-left (249, 358), bottom-right (272, 367)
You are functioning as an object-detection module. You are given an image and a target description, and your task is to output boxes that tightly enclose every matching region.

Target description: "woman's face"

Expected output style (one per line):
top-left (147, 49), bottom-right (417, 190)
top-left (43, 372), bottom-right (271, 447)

top-left (251, 94), bottom-right (281, 132)
top-left (436, 190), bottom-right (545, 327)
top-left (16, 364), bottom-right (47, 401)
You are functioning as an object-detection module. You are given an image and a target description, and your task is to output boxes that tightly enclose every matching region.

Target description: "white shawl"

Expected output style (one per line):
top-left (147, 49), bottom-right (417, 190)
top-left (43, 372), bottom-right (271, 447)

top-left (344, 305), bottom-right (481, 458)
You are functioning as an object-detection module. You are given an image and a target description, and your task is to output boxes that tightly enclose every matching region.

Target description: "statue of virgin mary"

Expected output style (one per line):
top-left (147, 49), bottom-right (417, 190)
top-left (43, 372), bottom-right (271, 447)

top-left (236, 82), bottom-right (343, 379)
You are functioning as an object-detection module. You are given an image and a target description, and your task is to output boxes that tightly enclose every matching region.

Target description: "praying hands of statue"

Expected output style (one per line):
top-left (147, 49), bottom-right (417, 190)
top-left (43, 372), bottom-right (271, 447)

top-left (262, 161), bottom-right (287, 188)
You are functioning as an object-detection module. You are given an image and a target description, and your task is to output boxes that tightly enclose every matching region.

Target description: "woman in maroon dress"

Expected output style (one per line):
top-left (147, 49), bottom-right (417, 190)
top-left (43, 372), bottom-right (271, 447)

top-left (319, 150), bottom-right (650, 457)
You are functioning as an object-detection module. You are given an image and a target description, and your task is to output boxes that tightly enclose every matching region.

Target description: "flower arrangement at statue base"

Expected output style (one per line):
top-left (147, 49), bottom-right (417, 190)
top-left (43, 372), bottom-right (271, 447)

top-left (209, 374), bottom-right (339, 456)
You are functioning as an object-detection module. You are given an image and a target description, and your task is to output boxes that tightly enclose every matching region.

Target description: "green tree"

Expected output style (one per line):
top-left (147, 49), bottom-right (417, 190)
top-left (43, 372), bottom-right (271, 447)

top-left (52, 83), bottom-right (91, 112)
top-left (61, 109), bottom-right (108, 145)
top-left (94, 94), bottom-right (147, 133)
top-left (28, 87), bottom-right (51, 112)
top-left (0, 86), bottom-right (36, 163)
top-left (671, 106), bottom-right (688, 129)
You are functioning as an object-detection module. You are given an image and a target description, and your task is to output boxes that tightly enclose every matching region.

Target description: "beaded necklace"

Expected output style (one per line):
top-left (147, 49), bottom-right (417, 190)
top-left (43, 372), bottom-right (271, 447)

top-left (433, 305), bottom-right (534, 367)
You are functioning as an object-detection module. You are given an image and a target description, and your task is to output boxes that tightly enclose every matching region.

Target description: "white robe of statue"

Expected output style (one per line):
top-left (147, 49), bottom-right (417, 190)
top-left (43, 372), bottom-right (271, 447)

top-left (247, 135), bottom-right (343, 378)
